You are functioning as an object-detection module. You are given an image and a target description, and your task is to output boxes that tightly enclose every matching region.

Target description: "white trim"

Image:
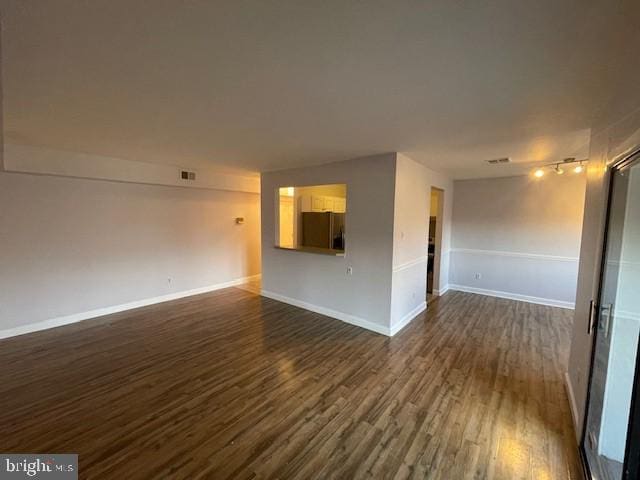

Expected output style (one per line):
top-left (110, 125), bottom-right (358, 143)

top-left (393, 256), bottom-right (427, 273)
top-left (390, 301), bottom-right (426, 336)
top-left (450, 248), bottom-right (578, 263)
top-left (260, 289), bottom-right (391, 336)
top-left (433, 284), bottom-right (450, 296)
top-left (448, 284), bottom-right (575, 309)
top-left (0, 274), bottom-right (262, 340)
top-left (564, 371), bottom-right (581, 440)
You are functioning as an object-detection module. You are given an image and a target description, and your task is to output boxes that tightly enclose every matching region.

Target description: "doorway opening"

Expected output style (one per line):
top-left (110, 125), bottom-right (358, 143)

top-left (427, 187), bottom-right (444, 302)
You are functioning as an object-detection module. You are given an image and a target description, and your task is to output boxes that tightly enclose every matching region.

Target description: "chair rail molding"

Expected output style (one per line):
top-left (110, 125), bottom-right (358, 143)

top-left (450, 248), bottom-right (578, 263)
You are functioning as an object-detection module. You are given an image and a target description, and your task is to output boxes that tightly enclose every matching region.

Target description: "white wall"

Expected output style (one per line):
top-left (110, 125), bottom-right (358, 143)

top-left (0, 32), bottom-right (3, 172)
top-left (450, 173), bottom-right (586, 308)
top-left (4, 144), bottom-right (260, 194)
top-left (261, 153), bottom-right (397, 334)
top-left (262, 152), bottom-right (454, 335)
top-left (391, 154), bottom-right (453, 331)
top-left (0, 170), bottom-right (261, 337)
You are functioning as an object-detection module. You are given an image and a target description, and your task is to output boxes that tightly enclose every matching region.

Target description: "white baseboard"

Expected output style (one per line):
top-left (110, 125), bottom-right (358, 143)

top-left (447, 284), bottom-right (575, 310)
top-left (0, 274), bottom-right (262, 340)
top-left (390, 301), bottom-right (427, 336)
top-left (260, 289), bottom-right (391, 336)
top-left (564, 371), bottom-right (581, 440)
top-left (433, 284), bottom-right (450, 296)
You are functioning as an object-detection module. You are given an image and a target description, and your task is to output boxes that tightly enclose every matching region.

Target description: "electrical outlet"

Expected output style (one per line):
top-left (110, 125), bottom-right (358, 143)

top-left (347, 266), bottom-right (353, 275)
top-left (474, 273), bottom-right (482, 280)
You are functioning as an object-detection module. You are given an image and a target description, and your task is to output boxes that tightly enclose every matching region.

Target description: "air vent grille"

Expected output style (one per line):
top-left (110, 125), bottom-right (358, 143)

top-left (181, 170), bottom-right (196, 180)
top-left (485, 157), bottom-right (511, 165)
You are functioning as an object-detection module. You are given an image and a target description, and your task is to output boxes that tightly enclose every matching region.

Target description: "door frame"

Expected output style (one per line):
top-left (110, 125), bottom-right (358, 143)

top-left (579, 146), bottom-right (640, 480)
top-left (623, 341), bottom-right (640, 479)
top-left (428, 187), bottom-right (445, 295)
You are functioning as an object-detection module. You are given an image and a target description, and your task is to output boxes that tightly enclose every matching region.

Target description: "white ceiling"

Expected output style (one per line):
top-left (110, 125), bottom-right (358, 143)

top-left (1, 0), bottom-right (636, 178)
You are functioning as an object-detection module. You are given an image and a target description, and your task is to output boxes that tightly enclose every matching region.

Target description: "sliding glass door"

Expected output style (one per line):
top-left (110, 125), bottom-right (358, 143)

top-left (582, 152), bottom-right (640, 480)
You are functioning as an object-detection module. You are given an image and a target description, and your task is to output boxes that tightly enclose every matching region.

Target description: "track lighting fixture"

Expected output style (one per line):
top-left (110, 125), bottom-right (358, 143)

top-left (532, 158), bottom-right (587, 178)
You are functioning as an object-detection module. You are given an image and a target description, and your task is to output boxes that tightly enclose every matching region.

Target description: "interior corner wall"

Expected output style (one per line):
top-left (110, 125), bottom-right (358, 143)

top-left (0, 170), bottom-right (261, 336)
top-left (0, 28), bottom-right (3, 172)
top-left (260, 153), bottom-right (397, 334)
top-left (390, 154), bottom-right (454, 330)
top-left (449, 174), bottom-right (586, 308)
top-left (566, 3), bottom-right (640, 438)
top-left (435, 174), bottom-right (454, 292)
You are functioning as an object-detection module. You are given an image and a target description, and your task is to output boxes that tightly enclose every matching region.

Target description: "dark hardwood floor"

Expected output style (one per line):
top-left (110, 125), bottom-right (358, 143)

top-left (0, 288), bottom-right (582, 479)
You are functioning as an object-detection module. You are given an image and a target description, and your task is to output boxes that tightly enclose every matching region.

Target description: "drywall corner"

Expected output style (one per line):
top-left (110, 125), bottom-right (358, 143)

top-left (390, 153), bottom-right (454, 327)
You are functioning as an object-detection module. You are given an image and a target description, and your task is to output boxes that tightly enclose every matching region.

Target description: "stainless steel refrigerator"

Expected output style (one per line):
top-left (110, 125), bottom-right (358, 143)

top-left (301, 212), bottom-right (345, 250)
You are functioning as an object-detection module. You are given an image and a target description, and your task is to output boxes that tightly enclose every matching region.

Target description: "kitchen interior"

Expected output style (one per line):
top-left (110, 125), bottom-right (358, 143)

top-left (277, 184), bottom-right (346, 255)
top-left (427, 187), bottom-right (443, 301)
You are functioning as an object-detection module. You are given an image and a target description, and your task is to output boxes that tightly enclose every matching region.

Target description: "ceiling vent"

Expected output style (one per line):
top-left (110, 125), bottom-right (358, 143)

top-left (181, 170), bottom-right (196, 180)
top-left (485, 157), bottom-right (511, 165)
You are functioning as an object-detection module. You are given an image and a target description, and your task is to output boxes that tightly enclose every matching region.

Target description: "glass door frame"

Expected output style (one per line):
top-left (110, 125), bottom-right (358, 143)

top-left (580, 146), bottom-right (640, 480)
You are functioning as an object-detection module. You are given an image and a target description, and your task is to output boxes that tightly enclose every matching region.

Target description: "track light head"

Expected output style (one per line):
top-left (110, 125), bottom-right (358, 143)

top-left (533, 159), bottom-right (586, 178)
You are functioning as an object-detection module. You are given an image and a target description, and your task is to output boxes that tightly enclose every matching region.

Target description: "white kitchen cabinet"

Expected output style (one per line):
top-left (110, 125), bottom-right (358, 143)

top-left (311, 196), bottom-right (323, 211)
top-left (300, 195), bottom-right (347, 213)
top-left (333, 197), bottom-right (346, 213)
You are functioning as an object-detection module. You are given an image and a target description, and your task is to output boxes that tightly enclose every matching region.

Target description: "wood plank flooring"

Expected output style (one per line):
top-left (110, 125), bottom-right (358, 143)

top-left (0, 289), bottom-right (583, 479)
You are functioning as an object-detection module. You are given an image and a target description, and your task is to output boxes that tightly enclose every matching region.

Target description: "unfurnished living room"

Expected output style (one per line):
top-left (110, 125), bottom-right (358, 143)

top-left (1, 1), bottom-right (639, 479)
